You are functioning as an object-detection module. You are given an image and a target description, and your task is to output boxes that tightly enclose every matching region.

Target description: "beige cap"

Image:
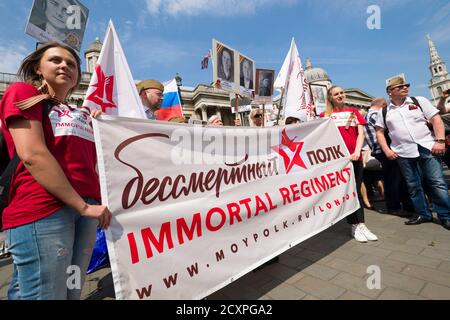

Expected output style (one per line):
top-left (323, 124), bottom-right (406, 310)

top-left (386, 74), bottom-right (409, 90)
top-left (136, 79), bottom-right (164, 94)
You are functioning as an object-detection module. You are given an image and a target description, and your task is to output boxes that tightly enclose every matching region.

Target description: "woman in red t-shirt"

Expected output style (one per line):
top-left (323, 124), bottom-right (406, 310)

top-left (0, 42), bottom-right (111, 299)
top-left (321, 86), bottom-right (378, 243)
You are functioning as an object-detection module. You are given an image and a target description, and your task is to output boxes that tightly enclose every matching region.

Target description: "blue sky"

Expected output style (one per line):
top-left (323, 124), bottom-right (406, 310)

top-left (0, 0), bottom-right (448, 99)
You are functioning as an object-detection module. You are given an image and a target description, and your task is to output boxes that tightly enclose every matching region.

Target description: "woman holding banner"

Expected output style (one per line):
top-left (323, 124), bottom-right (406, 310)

top-left (0, 42), bottom-right (111, 299)
top-left (321, 86), bottom-right (378, 243)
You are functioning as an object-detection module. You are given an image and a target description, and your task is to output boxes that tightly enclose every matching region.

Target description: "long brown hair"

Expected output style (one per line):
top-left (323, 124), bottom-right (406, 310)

top-left (17, 42), bottom-right (82, 96)
top-left (324, 85), bottom-right (344, 117)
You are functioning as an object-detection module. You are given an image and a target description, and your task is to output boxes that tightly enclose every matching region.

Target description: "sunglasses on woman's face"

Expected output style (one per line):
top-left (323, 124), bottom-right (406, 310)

top-left (253, 114), bottom-right (263, 119)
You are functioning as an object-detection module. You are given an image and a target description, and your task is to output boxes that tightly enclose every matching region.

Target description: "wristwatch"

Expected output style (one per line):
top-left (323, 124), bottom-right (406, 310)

top-left (435, 139), bottom-right (446, 143)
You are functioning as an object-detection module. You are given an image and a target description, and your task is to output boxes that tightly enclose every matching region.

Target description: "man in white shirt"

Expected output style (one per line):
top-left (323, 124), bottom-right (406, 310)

top-left (375, 75), bottom-right (450, 230)
top-left (364, 98), bottom-right (414, 216)
top-left (136, 79), bottom-right (164, 120)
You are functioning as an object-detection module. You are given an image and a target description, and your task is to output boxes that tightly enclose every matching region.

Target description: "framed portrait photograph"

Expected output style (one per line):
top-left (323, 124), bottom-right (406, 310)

top-left (212, 39), bottom-right (236, 92)
top-left (262, 104), bottom-right (279, 127)
top-left (255, 68), bottom-right (274, 103)
top-left (310, 84), bottom-right (328, 115)
top-left (238, 54), bottom-right (255, 98)
top-left (26, 0), bottom-right (89, 51)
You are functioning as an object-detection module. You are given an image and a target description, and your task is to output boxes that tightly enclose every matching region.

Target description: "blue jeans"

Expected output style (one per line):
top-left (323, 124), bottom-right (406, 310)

top-left (375, 153), bottom-right (414, 212)
top-left (5, 198), bottom-right (98, 300)
top-left (397, 145), bottom-right (450, 221)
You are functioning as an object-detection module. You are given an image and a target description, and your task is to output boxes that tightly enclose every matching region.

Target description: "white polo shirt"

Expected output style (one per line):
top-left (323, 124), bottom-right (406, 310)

top-left (375, 96), bottom-right (439, 158)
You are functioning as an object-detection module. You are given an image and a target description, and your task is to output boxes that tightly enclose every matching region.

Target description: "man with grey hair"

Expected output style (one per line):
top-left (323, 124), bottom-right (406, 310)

top-left (207, 115), bottom-right (242, 127)
top-left (207, 115), bottom-right (223, 127)
top-left (364, 97), bottom-right (413, 216)
top-left (136, 79), bottom-right (164, 120)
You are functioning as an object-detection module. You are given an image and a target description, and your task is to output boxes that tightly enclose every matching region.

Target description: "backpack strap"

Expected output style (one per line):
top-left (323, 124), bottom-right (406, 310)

top-left (410, 96), bottom-right (423, 112)
top-left (410, 96), bottom-right (434, 133)
top-left (382, 106), bottom-right (388, 130)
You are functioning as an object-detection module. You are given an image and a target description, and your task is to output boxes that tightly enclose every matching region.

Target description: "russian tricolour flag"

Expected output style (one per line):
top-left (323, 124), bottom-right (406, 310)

top-left (156, 79), bottom-right (183, 121)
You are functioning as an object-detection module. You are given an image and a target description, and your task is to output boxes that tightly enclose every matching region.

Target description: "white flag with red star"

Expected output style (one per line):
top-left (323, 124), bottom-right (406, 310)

top-left (274, 38), bottom-right (314, 121)
top-left (83, 20), bottom-right (146, 119)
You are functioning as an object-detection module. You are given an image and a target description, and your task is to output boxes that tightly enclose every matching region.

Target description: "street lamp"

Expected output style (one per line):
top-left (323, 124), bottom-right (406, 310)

top-left (174, 73), bottom-right (184, 111)
top-left (175, 73), bottom-right (182, 87)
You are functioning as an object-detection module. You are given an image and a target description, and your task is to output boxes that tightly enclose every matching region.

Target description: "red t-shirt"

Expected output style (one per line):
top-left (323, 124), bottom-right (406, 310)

top-left (0, 82), bottom-right (100, 229)
top-left (320, 107), bottom-right (366, 159)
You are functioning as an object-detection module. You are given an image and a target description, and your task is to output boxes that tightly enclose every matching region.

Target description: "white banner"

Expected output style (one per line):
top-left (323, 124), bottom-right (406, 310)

top-left (93, 116), bottom-right (359, 300)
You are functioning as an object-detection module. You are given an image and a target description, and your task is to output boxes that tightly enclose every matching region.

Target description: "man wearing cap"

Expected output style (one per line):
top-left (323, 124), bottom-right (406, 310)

top-left (136, 79), bottom-right (164, 120)
top-left (375, 75), bottom-right (450, 230)
top-left (364, 98), bottom-right (414, 216)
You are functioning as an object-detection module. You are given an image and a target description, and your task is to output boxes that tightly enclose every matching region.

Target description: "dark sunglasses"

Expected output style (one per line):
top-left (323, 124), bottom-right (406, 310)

top-left (253, 114), bottom-right (263, 119)
top-left (393, 84), bottom-right (410, 90)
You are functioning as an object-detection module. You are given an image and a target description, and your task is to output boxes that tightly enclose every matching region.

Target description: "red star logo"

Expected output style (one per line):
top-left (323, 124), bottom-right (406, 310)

top-left (85, 65), bottom-right (117, 112)
top-left (272, 129), bottom-right (307, 173)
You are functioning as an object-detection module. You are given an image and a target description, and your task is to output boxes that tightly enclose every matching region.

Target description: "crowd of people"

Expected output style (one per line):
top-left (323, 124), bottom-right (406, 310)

top-left (0, 42), bottom-right (449, 300)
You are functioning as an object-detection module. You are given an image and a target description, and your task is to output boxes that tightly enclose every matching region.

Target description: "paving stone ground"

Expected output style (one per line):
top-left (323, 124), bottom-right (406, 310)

top-left (2, 207), bottom-right (450, 300)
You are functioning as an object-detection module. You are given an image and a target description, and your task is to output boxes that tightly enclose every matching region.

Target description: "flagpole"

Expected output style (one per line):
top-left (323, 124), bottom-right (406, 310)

top-left (262, 103), bottom-right (265, 127)
top-left (175, 73), bottom-right (184, 113)
top-left (275, 88), bottom-right (285, 125)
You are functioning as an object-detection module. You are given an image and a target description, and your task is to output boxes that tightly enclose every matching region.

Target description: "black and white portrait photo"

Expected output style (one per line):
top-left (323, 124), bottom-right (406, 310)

top-left (313, 86), bottom-right (326, 104)
top-left (217, 45), bottom-right (234, 83)
top-left (240, 57), bottom-right (254, 90)
top-left (256, 69), bottom-right (274, 97)
top-left (26, 0), bottom-right (89, 51)
top-left (310, 84), bottom-right (327, 114)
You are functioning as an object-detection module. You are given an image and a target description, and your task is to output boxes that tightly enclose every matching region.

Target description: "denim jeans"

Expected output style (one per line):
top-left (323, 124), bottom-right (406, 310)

top-left (397, 145), bottom-right (450, 221)
top-left (375, 153), bottom-right (414, 212)
top-left (5, 198), bottom-right (98, 300)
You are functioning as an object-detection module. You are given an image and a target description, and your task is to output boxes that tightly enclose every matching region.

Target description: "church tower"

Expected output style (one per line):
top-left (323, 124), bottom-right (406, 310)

top-left (84, 37), bottom-right (102, 74)
top-left (427, 34), bottom-right (449, 106)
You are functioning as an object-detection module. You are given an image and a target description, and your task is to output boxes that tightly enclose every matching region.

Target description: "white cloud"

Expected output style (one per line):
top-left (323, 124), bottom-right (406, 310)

top-left (145, 0), bottom-right (296, 17)
top-left (427, 2), bottom-right (450, 44)
top-left (303, 0), bottom-right (416, 17)
top-left (0, 44), bottom-right (29, 74)
top-left (146, 0), bottom-right (162, 15)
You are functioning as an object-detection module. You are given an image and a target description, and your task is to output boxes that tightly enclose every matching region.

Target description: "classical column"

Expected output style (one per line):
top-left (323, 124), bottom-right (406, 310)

top-left (202, 106), bottom-right (208, 121)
